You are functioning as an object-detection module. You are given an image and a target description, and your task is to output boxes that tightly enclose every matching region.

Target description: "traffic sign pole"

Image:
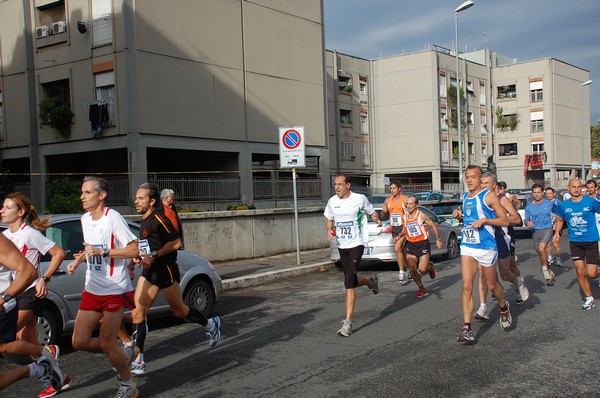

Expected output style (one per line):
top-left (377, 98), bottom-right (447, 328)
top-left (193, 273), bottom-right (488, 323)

top-left (292, 168), bottom-right (300, 265)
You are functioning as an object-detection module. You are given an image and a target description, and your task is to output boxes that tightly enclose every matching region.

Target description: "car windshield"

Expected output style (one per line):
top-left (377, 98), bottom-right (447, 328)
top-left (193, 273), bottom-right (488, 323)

top-left (414, 193), bottom-right (429, 201)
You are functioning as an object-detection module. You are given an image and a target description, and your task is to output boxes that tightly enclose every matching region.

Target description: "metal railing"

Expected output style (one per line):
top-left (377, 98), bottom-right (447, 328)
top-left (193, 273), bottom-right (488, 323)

top-left (253, 178), bottom-right (321, 199)
top-left (149, 176), bottom-right (241, 201)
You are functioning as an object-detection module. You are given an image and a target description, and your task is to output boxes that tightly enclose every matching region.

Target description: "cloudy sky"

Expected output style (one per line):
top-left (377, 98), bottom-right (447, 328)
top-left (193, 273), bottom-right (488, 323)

top-left (324, 0), bottom-right (600, 124)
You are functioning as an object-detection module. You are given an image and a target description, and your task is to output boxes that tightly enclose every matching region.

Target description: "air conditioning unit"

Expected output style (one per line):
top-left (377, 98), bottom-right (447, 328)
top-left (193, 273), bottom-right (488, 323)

top-left (35, 26), bottom-right (50, 39)
top-left (52, 21), bottom-right (66, 34)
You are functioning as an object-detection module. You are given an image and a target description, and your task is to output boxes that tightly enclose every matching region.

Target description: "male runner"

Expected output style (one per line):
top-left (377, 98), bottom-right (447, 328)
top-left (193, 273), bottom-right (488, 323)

top-left (554, 179), bottom-right (600, 309)
top-left (497, 181), bottom-right (522, 210)
top-left (524, 183), bottom-right (555, 285)
top-left (325, 174), bottom-right (381, 337)
top-left (402, 196), bottom-right (443, 299)
top-left (66, 176), bottom-right (140, 398)
top-left (381, 180), bottom-right (410, 285)
top-left (475, 173), bottom-right (529, 320)
top-left (544, 187), bottom-right (563, 266)
top-left (130, 183), bottom-right (221, 374)
top-left (452, 165), bottom-right (511, 343)
top-left (0, 233), bottom-right (65, 393)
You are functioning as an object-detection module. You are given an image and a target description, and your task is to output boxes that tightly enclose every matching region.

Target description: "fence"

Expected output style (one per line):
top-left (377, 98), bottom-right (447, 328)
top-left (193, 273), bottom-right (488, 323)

top-left (253, 178), bottom-right (321, 199)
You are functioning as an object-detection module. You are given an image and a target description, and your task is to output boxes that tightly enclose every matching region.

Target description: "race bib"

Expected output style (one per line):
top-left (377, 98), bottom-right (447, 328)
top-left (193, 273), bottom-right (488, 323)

top-left (86, 243), bottom-right (106, 272)
top-left (335, 221), bottom-right (357, 243)
top-left (139, 239), bottom-right (151, 255)
top-left (390, 213), bottom-right (403, 227)
top-left (462, 226), bottom-right (480, 244)
top-left (406, 222), bottom-right (423, 238)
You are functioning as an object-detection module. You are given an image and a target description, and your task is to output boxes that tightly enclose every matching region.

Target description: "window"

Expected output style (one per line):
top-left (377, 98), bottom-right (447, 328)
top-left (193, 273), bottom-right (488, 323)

top-left (338, 74), bottom-right (352, 93)
top-left (452, 141), bottom-right (459, 159)
top-left (467, 112), bottom-right (474, 125)
top-left (497, 84), bottom-right (517, 99)
top-left (92, 0), bottom-right (113, 48)
top-left (532, 142), bottom-right (544, 153)
top-left (479, 83), bottom-right (486, 106)
top-left (35, 1), bottom-right (67, 47)
top-left (95, 71), bottom-right (116, 126)
top-left (530, 110), bottom-right (543, 132)
top-left (439, 73), bottom-right (447, 98)
top-left (480, 112), bottom-right (486, 134)
top-left (35, 1), bottom-right (65, 30)
top-left (42, 79), bottom-right (70, 106)
top-left (499, 143), bottom-right (518, 156)
top-left (481, 144), bottom-right (487, 163)
top-left (342, 142), bottom-right (354, 157)
top-left (360, 113), bottom-right (368, 134)
top-left (361, 143), bottom-right (370, 167)
top-left (441, 140), bottom-right (449, 163)
top-left (530, 80), bottom-right (543, 102)
top-left (340, 109), bottom-right (352, 125)
top-left (359, 80), bottom-right (368, 102)
top-left (468, 142), bottom-right (474, 156)
top-left (466, 81), bottom-right (474, 94)
top-left (440, 107), bottom-right (448, 130)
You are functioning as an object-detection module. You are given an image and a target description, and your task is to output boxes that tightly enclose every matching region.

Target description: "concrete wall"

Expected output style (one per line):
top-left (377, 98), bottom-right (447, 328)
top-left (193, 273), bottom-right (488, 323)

top-left (127, 207), bottom-right (328, 262)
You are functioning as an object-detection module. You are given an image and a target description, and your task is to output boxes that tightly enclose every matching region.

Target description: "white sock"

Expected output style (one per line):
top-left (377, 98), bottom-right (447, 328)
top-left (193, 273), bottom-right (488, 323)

top-left (120, 378), bottom-right (133, 387)
top-left (399, 270), bottom-right (404, 277)
top-left (28, 362), bottom-right (45, 378)
top-left (478, 303), bottom-right (487, 312)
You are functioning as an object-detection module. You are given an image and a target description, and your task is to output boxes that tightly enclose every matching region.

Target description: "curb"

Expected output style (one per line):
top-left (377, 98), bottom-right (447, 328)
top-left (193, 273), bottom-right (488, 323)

top-left (221, 260), bottom-right (334, 291)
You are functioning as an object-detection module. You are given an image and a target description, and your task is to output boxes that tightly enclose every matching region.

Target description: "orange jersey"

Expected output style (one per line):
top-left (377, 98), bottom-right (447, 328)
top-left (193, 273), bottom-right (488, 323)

top-left (404, 210), bottom-right (429, 242)
top-left (387, 194), bottom-right (407, 227)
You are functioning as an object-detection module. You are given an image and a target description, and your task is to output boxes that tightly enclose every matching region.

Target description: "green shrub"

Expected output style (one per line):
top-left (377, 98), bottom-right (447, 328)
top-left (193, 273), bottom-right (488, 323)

top-left (226, 203), bottom-right (256, 211)
top-left (46, 178), bottom-right (82, 214)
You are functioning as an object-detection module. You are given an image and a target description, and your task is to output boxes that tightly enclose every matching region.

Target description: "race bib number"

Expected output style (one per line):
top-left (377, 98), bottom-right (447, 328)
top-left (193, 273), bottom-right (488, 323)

top-left (390, 213), bottom-right (403, 227)
top-left (139, 239), bottom-right (151, 255)
top-left (335, 221), bottom-right (357, 243)
top-left (462, 226), bottom-right (480, 244)
top-left (87, 243), bottom-right (106, 272)
top-left (406, 222), bottom-right (423, 238)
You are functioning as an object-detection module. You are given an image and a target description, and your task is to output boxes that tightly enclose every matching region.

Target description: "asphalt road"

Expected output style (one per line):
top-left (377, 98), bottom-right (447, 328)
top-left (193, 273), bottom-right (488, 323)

top-left (4, 236), bottom-right (600, 397)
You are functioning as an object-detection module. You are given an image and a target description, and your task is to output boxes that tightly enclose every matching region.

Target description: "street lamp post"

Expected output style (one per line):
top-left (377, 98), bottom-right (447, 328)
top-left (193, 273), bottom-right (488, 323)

top-left (454, 0), bottom-right (474, 195)
top-left (581, 80), bottom-right (593, 180)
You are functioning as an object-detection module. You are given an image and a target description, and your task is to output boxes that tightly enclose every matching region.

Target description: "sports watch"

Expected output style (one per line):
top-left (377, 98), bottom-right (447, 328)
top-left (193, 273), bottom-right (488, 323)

top-left (1, 292), bottom-right (11, 302)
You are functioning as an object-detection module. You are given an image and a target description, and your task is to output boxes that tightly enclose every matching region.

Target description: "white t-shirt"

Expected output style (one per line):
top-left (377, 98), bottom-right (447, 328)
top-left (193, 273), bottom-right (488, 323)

top-left (3, 224), bottom-right (56, 291)
top-left (324, 192), bottom-right (375, 249)
top-left (81, 208), bottom-right (137, 295)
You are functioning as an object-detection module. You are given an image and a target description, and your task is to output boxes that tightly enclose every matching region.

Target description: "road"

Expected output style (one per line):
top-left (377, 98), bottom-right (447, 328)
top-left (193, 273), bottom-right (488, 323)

top-left (4, 236), bottom-right (600, 397)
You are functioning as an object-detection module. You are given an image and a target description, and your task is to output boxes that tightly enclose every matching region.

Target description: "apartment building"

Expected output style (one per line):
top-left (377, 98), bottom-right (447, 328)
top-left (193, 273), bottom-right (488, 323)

top-left (0, 0), bottom-right (330, 209)
top-left (329, 47), bottom-right (590, 193)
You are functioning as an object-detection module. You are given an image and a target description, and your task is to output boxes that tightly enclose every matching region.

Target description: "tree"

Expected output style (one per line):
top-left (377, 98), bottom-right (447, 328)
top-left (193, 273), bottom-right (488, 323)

top-left (591, 122), bottom-right (600, 159)
top-left (45, 178), bottom-right (82, 214)
top-left (446, 85), bottom-right (466, 129)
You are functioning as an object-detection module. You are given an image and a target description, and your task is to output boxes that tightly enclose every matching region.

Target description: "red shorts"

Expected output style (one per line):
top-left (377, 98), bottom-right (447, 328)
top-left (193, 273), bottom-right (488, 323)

top-left (80, 290), bottom-right (135, 313)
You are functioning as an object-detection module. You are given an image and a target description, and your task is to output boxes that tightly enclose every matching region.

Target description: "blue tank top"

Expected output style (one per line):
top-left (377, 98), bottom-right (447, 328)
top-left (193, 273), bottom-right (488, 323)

top-left (461, 189), bottom-right (498, 251)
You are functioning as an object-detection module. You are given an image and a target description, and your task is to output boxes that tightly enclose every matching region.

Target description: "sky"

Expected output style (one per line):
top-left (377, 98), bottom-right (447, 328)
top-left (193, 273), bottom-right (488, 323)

top-left (324, 0), bottom-right (600, 124)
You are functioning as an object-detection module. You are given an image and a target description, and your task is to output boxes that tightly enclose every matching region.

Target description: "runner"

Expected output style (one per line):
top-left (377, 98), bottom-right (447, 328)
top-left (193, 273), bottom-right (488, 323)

top-left (474, 173), bottom-right (529, 321)
top-left (325, 174), bottom-right (381, 337)
top-left (452, 165), bottom-right (512, 343)
top-left (497, 181), bottom-right (522, 210)
top-left (544, 187), bottom-right (563, 266)
top-left (584, 180), bottom-right (600, 265)
top-left (524, 183), bottom-right (556, 286)
top-left (130, 183), bottom-right (221, 374)
top-left (66, 176), bottom-right (140, 398)
top-left (381, 180), bottom-right (410, 285)
top-left (554, 179), bottom-right (600, 309)
top-left (402, 196), bottom-right (443, 298)
top-left (0, 233), bottom-right (65, 393)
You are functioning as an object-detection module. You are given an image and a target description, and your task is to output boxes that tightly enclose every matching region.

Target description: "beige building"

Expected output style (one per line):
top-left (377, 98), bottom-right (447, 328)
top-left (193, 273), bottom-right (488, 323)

top-left (329, 46), bottom-right (591, 193)
top-left (0, 0), bottom-right (330, 209)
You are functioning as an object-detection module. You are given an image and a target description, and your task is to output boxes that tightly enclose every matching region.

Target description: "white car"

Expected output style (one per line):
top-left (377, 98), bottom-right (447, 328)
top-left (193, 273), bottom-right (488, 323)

top-left (330, 206), bottom-right (460, 268)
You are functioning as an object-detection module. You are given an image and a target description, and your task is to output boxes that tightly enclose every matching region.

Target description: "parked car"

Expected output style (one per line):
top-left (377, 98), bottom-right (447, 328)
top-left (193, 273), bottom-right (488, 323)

top-left (424, 199), bottom-right (462, 227)
top-left (329, 206), bottom-right (460, 268)
top-left (1, 214), bottom-right (222, 345)
top-left (412, 191), bottom-right (444, 203)
top-left (514, 194), bottom-right (533, 236)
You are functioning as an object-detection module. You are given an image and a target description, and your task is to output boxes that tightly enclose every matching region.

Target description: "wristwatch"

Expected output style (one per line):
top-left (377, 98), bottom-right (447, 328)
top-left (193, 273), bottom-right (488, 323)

top-left (102, 248), bottom-right (110, 257)
top-left (151, 250), bottom-right (159, 258)
top-left (41, 276), bottom-right (51, 283)
top-left (1, 292), bottom-right (11, 302)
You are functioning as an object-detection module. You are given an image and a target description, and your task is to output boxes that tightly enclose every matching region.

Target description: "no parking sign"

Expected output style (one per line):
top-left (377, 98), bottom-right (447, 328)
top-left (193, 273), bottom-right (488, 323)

top-left (279, 127), bottom-right (305, 168)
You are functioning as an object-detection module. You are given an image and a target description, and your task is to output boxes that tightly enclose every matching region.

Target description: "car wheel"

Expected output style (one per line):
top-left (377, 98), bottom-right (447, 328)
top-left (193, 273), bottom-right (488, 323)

top-left (444, 233), bottom-right (460, 260)
top-left (183, 279), bottom-right (214, 318)
top-left (37, 309), bottom-right (60, 346)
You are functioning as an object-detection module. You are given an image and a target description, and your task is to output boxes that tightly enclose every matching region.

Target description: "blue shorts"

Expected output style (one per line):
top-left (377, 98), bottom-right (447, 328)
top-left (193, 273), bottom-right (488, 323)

top-left (0, 304), bottom-right (18, 343)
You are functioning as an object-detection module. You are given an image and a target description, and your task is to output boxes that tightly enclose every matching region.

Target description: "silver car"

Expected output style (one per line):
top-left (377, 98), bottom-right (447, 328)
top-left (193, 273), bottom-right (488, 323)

top-left (2, 214), bottom-right (222, 345)
top-left (330, 206), bottom-right (460, 268)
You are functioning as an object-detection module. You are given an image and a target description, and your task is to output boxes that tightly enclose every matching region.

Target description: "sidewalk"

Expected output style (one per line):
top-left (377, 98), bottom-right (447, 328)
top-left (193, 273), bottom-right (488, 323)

top-left (211, 247), bottom-right (333, 291)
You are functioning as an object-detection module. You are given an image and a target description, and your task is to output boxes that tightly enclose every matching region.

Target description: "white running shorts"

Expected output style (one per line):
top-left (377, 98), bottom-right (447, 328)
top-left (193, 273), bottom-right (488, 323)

top-left (461, 246), bottom-right (498, 267)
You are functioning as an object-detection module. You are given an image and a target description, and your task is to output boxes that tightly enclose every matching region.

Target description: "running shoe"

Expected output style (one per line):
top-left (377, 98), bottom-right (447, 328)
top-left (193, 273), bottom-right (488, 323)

top-left (36, 350), bottom-right (65, 391)
top-left (474, 307), bottom-right (489, 321)
top-left (38, 375), bottom-right (72, 398)
top-left (369, 274), bottom-right (379, 294)
top-left (518, 282), bottom-right (530, 303)
top-left (581, 297), bottom-right (595, 310)
top-left (43, 344), bottom-right (60, 359)
top-left (131, 360), bottom-right (146, 375)
top-left (337, 320), bottom-right (352, 337)
top-left (456, 325), bottom-right (474, 343)
top-left (554, 257), bottom-right (563, 266)
top-left (542, 268), bottom-right (554, 286)
top-left (500, 301), bottom-right (512, 329)
top-left (515, 289), bottom-right (523, 306)
top-left (428, 262), bottom-right (436, 280)
top-left (206, 316), bottom-right (221, 347)
top-left (415, 286), bottom-right (429, 299)
top-left (115, 382), bottom-right (139, 398)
